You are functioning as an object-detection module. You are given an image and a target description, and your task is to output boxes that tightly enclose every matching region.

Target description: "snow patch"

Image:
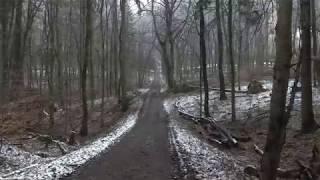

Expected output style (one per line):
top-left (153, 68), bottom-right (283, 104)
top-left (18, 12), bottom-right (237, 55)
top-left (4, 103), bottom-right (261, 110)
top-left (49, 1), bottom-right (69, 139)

top-left (0, 144), bottom-right (49, 175)
top-left (163, 98), bottom-right (175, 114)
top-left (176, 80), bottom-right (320, 123)
top-left (165, 99), bottom-right (243, 179)
top-left (1, 107), bottom-right (141, 180)
top-left (137, 88), bottom-right (150, 94)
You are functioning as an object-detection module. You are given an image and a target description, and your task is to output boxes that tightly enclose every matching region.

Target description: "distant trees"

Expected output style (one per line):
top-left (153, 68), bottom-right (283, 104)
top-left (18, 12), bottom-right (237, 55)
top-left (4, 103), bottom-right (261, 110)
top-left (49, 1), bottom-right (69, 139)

top-left (149, 0), bottom-right (191, 90)
top-left (0, 0), bottom-right (146, 136)
top-left (260, 0), bottom-right (293, 179)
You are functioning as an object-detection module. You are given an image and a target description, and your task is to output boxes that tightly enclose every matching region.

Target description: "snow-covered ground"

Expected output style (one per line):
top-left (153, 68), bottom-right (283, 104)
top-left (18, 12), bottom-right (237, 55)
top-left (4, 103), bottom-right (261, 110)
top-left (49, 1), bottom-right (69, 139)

top-left (164, 99), bottom-right (244, 180)
top-left (137, 88), bottom-right (150, 94)
top-left (1, 100), bottom-right (143, 180)
top-left (0, 144), bottom-right (53, 175)
top-left (164, 80), bottom-right (320, 179)
top-left (176, 80), bottom-right (320, 125)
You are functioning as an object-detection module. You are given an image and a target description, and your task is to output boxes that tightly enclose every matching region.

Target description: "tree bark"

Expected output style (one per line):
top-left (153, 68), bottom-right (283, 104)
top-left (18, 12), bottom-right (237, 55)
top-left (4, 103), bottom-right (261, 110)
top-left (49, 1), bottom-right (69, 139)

top-left (228, 0), bottom-right (236, 121)
top-left (300, 0), bottom-right (318, 133)
top-left (312, 0), bottom-right (319, 86)
top-left (100, 0), bottom-right (106, 127)
top-left (199, 0), bottom-right (209, 117)
top-left (0, 0), bottom-right (10, 102)
top-left (260, 0), bottom-right (293, 179)
top-left (10, 0), bottom-right (24, 100)
top-left (80, 0), bottom-right (92, 136)
top-left (216, 0), bottom-right (227, 100)
top-left (119, 0), bottom-right (128, 111)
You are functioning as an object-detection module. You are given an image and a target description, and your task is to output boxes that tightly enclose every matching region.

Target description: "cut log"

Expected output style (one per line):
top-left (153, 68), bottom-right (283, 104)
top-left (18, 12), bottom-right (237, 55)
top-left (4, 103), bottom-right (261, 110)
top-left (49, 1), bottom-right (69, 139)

top-left (254, 144), bottom-right (264, 156)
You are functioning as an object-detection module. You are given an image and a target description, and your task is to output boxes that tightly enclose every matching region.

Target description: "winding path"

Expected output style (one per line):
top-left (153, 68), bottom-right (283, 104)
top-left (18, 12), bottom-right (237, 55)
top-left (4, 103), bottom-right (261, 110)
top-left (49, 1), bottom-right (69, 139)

top-left (64, 84), bottom-right (175, 180)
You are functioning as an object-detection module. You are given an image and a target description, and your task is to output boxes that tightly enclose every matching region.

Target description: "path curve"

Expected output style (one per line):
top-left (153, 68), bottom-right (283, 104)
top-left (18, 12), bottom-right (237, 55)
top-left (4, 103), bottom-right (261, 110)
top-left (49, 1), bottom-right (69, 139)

top-left (64, 84), bottom-right (175, 180)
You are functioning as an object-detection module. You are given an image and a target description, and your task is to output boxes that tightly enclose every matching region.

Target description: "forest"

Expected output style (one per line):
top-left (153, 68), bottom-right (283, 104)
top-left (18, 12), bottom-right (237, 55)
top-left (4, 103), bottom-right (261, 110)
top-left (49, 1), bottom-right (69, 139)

top-left (0, 0), bottom-right (319, 179)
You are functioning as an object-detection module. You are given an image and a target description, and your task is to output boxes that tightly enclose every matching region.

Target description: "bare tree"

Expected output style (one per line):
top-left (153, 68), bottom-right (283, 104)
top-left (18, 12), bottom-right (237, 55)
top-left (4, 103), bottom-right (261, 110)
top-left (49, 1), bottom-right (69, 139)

top-left (312, 0), bottom-right (319, 86)
top-left (0, 0), bottom-right (11, 102)
top-left (119, 0), bottom-right (128, 111)
top-left (80, 0), bottom-right (92, 136)
top-left (260, 0), bottom-right (293, 179)
top-left (198, 0), bottom-right (209, 117)
top-left (10, 0), bottom-right (24, 100)
top-left (228, 0), bottom-right (236, 121)
top-left (300, 0), bottom-right (318, 133)
top-left (216, 0), bottom-right (227, 100)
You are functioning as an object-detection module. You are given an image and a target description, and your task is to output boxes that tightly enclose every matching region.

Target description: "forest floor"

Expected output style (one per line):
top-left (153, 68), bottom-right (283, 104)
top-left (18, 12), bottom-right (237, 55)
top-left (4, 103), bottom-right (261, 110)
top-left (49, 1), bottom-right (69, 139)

top-left (173, 79), bottom-right (320, 178)
top-left (0, 88), bottom-right (148, 177)
top-left (1, 78), bottom-right (318, 179)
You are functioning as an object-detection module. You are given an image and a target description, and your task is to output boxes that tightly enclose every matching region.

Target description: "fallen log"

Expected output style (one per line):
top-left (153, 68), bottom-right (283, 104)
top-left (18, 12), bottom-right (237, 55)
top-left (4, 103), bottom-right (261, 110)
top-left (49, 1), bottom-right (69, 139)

top-left (187, 85), bottom-right (248, 93)
top-left (253, 144), bottom-right (264, 156)
top-left (244, 165), bottom-right (301, 179)
top-left (29, 132), bottom-right (68, 155)
top-left (175, 101), bottom-right (238, 147)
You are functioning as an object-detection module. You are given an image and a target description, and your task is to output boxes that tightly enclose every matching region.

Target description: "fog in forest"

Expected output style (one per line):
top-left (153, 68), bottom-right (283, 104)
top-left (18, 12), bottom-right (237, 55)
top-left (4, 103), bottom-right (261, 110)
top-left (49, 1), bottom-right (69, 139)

top-left (0, 0), bottom-right (320, 179)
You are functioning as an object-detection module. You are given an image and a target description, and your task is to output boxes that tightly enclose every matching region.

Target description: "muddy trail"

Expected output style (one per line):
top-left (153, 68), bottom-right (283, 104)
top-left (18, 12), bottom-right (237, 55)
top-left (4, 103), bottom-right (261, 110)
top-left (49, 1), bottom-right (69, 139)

top-left (64, 84), bottom-right (176, 180)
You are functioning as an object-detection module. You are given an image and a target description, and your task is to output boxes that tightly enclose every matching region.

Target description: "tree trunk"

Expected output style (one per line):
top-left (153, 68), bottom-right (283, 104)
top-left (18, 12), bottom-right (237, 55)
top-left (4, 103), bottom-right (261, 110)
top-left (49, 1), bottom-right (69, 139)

top-left (300, 0), bottom-right (318, 133)
top-left (10, 0), bottom-right (24, 100)
top-left (80, 0), bottom-right (92, 136)
top-left (216, 0), bottom-right (227, 100)
top-left (0, 0), bottom-right (10, 102)
top-left (237, 8), bottom-right (242, 91)
top-left (100, 0), bottom-right (106, 127)
top-left (111, 0), bottom-right (119, 97)
top-left (260, 0), bottom-right (293, 179)
top-left (312, 0), bottom-right (319, 86)
top-left (228, 0), bottom-right (236, 121)
top-left (199, 0), bottom-right (209, 117)
top-left (119, 0), bottom-right (128, 111)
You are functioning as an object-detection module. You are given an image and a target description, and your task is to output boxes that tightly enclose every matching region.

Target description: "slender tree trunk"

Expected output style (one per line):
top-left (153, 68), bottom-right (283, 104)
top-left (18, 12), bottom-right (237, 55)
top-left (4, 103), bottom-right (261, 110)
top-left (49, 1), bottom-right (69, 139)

top-left (80, 0), bottom-right (92, 136)
top-left (300, 0), bottom-right (318, 133)
top-left (199, 0), bottom-right (209, 117)
top-left (100, 0), bottom-right (106, 127)
top-left (0, 0), bottom-right (10, 102)
top-left (237, 8), bottom-right (242, 91)
top-left (119, 0), bottom-right (128, 111)
top-left (10, 0), bottom-right (24, 100)
top-left (216, 0), bottom-right (227, 100)
top-left (260, 0), bottom-right (293, 179)
top-left (112, 0), bottom-right (119, 97)
top-left (228, 0), bottom-right (236, 121)
top-left (312, 0), bottom-right (319, 86)
top-left (47, 0), bottom-right (57, 128)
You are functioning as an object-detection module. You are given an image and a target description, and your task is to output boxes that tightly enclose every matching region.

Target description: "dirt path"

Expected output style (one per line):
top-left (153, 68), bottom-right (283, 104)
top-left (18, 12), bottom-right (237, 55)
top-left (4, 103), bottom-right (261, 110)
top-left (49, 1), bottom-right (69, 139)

top-left (64, 84), bottom-right (175, 180)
